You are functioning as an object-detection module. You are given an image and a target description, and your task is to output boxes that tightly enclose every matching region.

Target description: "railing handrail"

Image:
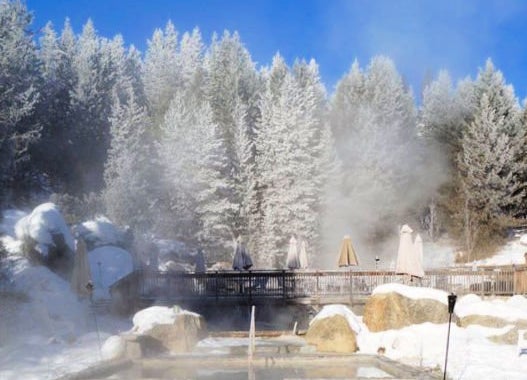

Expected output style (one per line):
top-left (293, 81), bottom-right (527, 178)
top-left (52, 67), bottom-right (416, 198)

top-left (109, 267), bottom-right (526, 304)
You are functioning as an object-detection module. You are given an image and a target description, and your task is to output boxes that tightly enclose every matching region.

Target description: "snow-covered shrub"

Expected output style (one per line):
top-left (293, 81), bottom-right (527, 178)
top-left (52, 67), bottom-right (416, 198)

top-left (49, 192), bottom-right (102, 224)
top-left (73, 216), bottom-right (132, 251)
top-left (14, 203), bottom-right (74, 273)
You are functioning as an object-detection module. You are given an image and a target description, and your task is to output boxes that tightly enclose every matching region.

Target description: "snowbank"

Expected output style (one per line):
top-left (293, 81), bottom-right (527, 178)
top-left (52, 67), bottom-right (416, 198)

top-left (1, 257), bottom-right (90, 343)
top-left (455, 295), bottom-right (527, 321)
top-left (0, 257), bottom-right (131, 380)
top-left (473, 236), bottom-right (527, 266)
top-left (372, 283), bottom-right (449, 305)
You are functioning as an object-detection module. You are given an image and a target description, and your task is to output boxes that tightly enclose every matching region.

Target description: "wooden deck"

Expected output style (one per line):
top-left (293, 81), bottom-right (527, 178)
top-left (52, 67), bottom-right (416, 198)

top-left (110, 266), bottom-right (527, 309)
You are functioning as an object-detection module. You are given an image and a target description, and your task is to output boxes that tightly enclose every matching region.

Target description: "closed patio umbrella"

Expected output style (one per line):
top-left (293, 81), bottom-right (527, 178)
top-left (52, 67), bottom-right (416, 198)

top-left (286, 236), bottom-right (301, 269)
top-left (194, 249), bottom-right (206, 273)
top-left (396, 224), bottom-right (424, 278)
top-left (70, 237), bottom-right (92, 297)
top-left (413, 233), bottom-right (425, 278)
top-left (232, 237), bottom-right (253, 270)
top-left (338, 235), bottom-right (359, 267)
top-left (298, 238), bottom-right (309, 269)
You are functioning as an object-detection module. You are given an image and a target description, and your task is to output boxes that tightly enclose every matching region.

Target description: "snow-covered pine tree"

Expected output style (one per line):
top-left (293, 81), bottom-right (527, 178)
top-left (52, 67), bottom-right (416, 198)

top-left (256, 56), bottom-right (330, 268)
top-left (178, 27), bottom-right (205, 95)
top-left (457, 94), bottom-right (523, 257)
top-left (143, 21), bottom-right (180, 125)
top-left (0, 0), bottom-right (41, 203)
top-left (103, 79), bottom-right (153, 231)
top-left (470, 59), bottom-right (526, 216)
top-left (418, 71), bottom-right (467, 240)
top-left (159, 89), bottom-right (234, 259)
top-left (329, 56), bottom-right (419, 238)
top-left (420, 71), bottom-right (466, 149)
top-left (204, 31), bottom-right (260, 248)
top-left (68, 19), bottom-right (120, 193)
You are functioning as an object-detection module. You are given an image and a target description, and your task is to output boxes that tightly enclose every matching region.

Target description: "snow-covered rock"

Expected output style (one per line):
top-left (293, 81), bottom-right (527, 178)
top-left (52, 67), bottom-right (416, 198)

top-left (456, 295), bottom-right (527, 329)
top-left (306, 305), bottom-right (360, 353)
top-left (309, 304), bottom-right (362, 333)
top-left (131, 306), bottom-right (207, 354)
top-left (364, 284), bottom-right (451, 332)
top-left (74, 216), bottom-right (131, 250)
top-left (14, 203), bottom-right (74, 260)
top-left (101, 335), bottom-right (126, 361)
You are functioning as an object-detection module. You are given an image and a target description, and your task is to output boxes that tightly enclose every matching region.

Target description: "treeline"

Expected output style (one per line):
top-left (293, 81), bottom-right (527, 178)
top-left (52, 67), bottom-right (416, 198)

top-left (1, 1), bottom-right (526, 266)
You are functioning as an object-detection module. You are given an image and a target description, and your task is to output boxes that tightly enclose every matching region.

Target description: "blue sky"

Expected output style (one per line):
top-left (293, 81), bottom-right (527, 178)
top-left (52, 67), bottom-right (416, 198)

top-left (26, 0), bottom-right (527, 101)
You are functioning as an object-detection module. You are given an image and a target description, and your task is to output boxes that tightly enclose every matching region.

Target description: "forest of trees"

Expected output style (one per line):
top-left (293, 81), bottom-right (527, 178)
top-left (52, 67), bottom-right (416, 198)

top-left (1, 1), bottom-right (526, 266)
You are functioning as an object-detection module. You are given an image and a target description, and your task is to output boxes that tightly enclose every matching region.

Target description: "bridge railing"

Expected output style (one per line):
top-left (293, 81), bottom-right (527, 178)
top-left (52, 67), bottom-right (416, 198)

top-left (110, 267), bottom-right (527, 305)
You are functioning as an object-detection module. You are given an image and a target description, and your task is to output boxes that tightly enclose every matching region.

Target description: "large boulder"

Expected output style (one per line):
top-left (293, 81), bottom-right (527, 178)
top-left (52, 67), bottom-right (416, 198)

top-left (14, 203), bottom-right (74, 273)
top-left (73, 216), bottom-right (132, 251)
top-left (101, 334), bottom-right (142, 361)
top-left (488, 325), bottom-right (527, 345)
top-left (456, 314), bottom-right (527, 328)
top-left (132, 306), bottom-right (207, 355)
top-left (456, 294), bottom-right (527, 344)
top-left (363, 290), bottom-right (451, 332)
top-left (305, 305), bottom-right (360, 353)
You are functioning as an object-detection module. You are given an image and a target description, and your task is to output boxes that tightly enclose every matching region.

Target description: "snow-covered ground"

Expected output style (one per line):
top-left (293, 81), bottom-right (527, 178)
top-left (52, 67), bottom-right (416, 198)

top-left (2, 208), bottom-right (527, 379)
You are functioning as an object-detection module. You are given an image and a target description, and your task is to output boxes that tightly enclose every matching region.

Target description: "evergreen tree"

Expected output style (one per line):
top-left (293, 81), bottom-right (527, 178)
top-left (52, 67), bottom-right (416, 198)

top-left (33, 21), bottom-right (76, 191)
top-left (0, 0), bottom-right (41, 203)
top-left (159, 90), bottom-right (234, 258)
top-left (68, 20), bottom-right (125, 194)
top-left (143, 21), bottom-right (179, 125)
top-left (457, 94), bottom-right (523, 256)
top-left (256, 57), bottom-right (330, 267)
top-left (329, 56), bottom-right (419, 239)
top-left (103, 80), bottom-right (153, 231)
top-left (205, 31), bottom-right (260, 246)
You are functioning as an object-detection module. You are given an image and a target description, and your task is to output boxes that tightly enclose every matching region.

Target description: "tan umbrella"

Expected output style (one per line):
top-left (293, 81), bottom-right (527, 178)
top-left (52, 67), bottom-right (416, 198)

top-left (338, 235), bottom-right (359, 267)
top-left (396, 225), bottom-right (424, 278)
top-left (70, 237), bottom-right (92, 297)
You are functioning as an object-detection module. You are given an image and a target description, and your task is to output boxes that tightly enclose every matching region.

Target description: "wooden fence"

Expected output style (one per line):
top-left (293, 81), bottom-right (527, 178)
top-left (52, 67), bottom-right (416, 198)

top-left (110, 267), bottom-right (527, 306)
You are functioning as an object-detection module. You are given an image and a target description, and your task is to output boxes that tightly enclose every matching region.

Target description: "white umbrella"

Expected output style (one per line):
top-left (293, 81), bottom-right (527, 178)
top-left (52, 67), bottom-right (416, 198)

top-left (298, 238), bottom-right (309, 269)
top-left (413, 233), bottom-right (425, 278)
top-left (396, 225), bottom-right (424, 278)
top-left (286, 236), bottom-right (301, 269)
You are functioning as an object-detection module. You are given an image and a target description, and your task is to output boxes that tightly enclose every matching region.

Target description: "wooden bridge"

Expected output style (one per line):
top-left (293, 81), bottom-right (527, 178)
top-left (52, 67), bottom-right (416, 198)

top-left (110, 266), bottom-right (527, 311)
